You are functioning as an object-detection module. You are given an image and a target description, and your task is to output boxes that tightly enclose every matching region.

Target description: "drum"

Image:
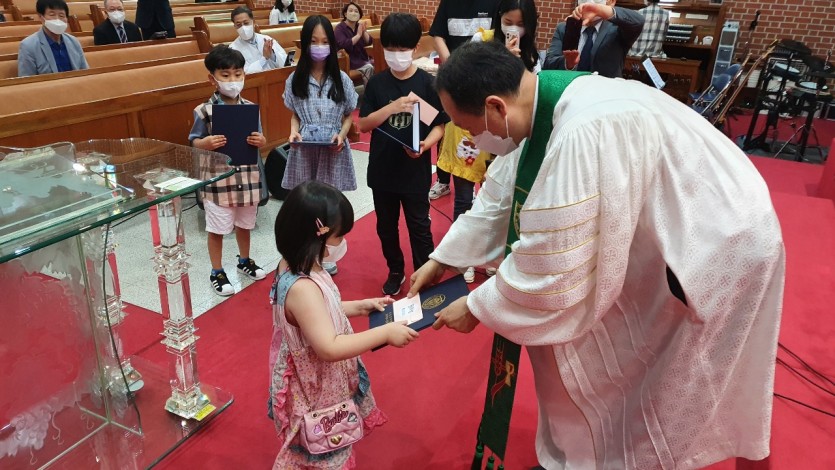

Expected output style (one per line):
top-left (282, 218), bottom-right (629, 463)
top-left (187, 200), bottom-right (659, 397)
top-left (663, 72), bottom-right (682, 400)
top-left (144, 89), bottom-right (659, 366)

top-left (797, 81), bottom-right (829, 94)
top-left (771, 62), bottom-right (801, 80)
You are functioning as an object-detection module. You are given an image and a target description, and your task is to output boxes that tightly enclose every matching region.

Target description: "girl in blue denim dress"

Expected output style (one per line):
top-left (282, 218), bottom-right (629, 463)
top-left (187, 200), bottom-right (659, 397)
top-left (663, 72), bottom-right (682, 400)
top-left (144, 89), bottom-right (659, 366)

top-left (282, 15), bottom-right (358, 193)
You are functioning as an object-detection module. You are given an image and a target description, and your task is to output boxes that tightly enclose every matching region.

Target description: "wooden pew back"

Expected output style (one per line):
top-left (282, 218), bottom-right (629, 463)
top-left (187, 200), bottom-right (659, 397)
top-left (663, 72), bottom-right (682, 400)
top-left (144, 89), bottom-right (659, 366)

top-left (0, 61), bottom-right (293, 152)
top-left (0, 31), bottom-right (94, 55)
top-left (0, 22), bottom-right (40, 38)
top-left (0, 50), bottom-right (202, 80)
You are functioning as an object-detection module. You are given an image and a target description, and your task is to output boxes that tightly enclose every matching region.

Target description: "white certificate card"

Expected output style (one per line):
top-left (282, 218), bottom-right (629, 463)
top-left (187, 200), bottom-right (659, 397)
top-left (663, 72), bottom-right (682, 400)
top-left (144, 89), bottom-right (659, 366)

top-left (392, 295), bottom-right (423, 325)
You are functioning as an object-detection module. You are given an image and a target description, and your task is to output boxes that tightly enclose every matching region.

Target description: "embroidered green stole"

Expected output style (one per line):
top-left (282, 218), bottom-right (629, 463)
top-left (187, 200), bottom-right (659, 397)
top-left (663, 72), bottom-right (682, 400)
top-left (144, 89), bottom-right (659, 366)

top-left (473, 70), bottom-right (588, 469)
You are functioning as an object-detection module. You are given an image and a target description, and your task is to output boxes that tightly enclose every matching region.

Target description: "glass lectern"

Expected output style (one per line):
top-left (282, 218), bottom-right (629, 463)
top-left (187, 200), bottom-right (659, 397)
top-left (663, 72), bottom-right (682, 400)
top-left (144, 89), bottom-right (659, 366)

top-left (0, 139), bottom-right (235, 469)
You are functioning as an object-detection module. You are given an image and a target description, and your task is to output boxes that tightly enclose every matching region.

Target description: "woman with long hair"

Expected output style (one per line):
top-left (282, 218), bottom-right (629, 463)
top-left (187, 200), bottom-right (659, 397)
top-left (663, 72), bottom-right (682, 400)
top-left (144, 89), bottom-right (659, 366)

top-left (476, 0), bottom-right (541, 72)
top-left (269, 0), bottom-right (297, 25)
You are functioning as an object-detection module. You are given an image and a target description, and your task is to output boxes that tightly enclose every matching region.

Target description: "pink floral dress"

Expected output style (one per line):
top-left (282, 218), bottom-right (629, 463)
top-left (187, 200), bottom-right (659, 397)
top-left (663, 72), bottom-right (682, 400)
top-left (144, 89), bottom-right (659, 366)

top-left (269, 268), bottom-right (387, 469)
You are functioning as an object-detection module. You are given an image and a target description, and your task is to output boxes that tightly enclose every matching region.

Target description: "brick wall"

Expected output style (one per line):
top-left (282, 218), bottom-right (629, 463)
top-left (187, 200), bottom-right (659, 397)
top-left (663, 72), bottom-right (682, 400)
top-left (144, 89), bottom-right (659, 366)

top-left (257, 0), bottom-right (835, 60)
top-left (724, 0), bottom-right (835, 59)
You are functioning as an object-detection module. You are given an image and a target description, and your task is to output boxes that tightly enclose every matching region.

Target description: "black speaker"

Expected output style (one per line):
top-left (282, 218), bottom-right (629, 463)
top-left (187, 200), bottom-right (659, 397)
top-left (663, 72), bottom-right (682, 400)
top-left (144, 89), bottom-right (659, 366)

top-left (264, 144), bottom-right (291, 200)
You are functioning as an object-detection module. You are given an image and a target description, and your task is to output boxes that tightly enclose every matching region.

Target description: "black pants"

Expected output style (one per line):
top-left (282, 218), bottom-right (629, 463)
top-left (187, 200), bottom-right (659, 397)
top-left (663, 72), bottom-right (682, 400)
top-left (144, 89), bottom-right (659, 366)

top-left (141, 14), bottom-right (175, 40)
top-left (436, 167), bottom-right (450, 185)
top-left (372, 190), bottom-right (434, 274)
top-left (452, 175), bottom-right (476, 221)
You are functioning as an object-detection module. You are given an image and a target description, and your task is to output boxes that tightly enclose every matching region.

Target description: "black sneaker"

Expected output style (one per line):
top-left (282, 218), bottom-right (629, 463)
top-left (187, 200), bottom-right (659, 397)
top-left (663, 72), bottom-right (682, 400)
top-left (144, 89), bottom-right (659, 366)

top-left (382, 273), bottom-right (406, 296)
top-left (237, 256), bottom-right (266, 280)
top-left (210, 271), bottom-right (234, 296)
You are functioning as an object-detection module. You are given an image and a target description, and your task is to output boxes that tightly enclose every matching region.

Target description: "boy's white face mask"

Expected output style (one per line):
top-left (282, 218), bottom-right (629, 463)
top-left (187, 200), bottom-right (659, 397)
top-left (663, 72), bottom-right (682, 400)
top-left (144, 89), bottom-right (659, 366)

top-left (384, 50), bottom-right (413, 72)
top-left (217, 80), bottom-right (244, 98)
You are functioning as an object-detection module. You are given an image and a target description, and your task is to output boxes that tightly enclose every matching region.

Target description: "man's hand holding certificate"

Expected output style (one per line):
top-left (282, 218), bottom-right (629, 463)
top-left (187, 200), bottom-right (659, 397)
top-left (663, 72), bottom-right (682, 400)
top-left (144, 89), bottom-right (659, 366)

top-left (408, 260), bottom-right (480, 334)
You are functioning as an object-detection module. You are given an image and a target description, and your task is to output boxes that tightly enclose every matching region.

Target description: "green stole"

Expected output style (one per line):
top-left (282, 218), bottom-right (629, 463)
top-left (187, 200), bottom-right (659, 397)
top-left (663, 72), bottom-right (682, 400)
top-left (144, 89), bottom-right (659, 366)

top-left (473, 70), bottom-right (588, 470)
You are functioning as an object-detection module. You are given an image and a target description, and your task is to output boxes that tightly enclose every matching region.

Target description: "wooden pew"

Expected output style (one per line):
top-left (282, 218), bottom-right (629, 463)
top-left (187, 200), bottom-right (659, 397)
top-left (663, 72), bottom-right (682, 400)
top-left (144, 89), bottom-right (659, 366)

top-left (0, 60), bottom-right (294, 153)
top-left (0, 19), bottom-right (40, 27)
top-left (0, 49), bottom-right (202, 79)
top-left (0, 31), bottom-right (94, 55)
top-left (0, 21), bottom-right (39, 38)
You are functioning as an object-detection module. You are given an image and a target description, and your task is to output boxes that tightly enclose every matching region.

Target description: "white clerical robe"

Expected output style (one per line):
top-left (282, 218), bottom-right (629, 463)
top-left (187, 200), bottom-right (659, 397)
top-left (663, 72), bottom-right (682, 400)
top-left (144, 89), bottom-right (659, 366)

top-left (431, 75), bottom-right (785, 469)
top-left (229, 33), bottom-right (288, 74)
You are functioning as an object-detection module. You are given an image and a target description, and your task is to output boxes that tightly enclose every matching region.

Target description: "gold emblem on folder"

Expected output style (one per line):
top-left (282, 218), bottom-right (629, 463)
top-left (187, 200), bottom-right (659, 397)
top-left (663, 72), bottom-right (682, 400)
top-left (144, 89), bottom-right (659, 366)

top-left (422, 294), bottom-right (445, 310)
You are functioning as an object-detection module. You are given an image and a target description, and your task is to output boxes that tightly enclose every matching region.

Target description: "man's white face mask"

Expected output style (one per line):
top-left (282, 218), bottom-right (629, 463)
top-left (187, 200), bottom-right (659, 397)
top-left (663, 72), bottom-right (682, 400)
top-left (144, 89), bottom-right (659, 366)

top-left (237, 24), bottom-right (255, 41)
top-left (107, 10), bottom-right (125, 24)
top-left (472, 108), bottom-right (519, 156)
top-left (44, 18), bottom-right (68, 35)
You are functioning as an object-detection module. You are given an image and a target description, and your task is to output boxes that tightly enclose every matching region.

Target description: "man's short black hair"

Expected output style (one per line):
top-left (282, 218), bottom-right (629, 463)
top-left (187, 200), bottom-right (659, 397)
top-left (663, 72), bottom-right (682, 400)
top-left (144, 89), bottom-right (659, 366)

top-left (436, 41), bottom-right (526, 115)
top-left (231, 6), bottom-right (253, 22)
top-left (380, 12), bottom-right (421, 49)
top-left (341, 2), bottom-right (363, 20)
top-left (37, 0), bottom-right (69, 15)
top-left (204, 44), bottom-right (245, 73)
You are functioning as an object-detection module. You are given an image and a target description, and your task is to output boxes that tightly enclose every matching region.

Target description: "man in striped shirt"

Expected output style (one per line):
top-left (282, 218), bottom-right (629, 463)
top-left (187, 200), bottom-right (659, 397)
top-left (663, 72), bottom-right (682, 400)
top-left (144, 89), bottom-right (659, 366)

top-left (628, 0), bottom-right (669, 58)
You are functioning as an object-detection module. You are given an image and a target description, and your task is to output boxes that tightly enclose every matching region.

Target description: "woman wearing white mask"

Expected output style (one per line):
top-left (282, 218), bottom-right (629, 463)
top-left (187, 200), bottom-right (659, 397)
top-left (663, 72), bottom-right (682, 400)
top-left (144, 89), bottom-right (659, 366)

top-left (229, 6), bottom-right (288, 74)
top-left (334, 2), bottom-right (374, 85)
top-left (269, 0), bottom-right (297, 25)
top-left (492, 0), bottom-right (541, 73)
top-left (17, 0), bottom-right (89, 76)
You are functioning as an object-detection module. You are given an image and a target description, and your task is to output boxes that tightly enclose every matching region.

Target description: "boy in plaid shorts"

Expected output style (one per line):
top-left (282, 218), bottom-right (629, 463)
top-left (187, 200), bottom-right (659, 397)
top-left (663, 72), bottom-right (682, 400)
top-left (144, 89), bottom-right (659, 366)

top-left (189, 45), bottom-right (268, 296)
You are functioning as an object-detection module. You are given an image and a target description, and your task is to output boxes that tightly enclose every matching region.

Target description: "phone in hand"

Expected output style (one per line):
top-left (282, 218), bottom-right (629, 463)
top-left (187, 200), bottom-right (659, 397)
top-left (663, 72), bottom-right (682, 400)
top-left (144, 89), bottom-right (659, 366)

top-left (284, 50), bottom-right (296, 67)
top-left (505, 30), bottom-right (519, 46)
top-left (563, 17), bottom-right (582, 51)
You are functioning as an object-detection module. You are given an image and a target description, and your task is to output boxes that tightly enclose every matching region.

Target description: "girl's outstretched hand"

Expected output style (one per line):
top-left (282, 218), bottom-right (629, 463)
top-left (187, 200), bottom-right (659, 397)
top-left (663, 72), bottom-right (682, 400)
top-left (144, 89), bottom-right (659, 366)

top-left (386, 321), bottom-right (419, 348)
top-left (360, 296), bottom-right (394, 315)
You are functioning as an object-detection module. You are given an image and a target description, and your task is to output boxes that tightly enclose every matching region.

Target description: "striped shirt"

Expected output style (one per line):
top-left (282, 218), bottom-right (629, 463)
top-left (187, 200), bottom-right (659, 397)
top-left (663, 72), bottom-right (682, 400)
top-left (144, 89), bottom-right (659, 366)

top-left (629, 4), bottom-right (669, 58)
top-left (189, 93), bottom-right (263, 208)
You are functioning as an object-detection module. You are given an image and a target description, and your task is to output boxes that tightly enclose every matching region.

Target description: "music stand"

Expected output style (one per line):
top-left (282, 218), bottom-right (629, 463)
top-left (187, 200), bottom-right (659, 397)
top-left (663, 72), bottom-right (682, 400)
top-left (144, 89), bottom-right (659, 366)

top-left (742, 40), bottom-right (810, 155)
top-left (773, 68), bottom-right (833, 162)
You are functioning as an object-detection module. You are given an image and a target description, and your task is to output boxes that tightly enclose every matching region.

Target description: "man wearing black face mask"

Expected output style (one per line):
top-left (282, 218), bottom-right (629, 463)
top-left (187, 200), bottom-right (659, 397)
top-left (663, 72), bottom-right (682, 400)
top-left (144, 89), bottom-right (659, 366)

top-left (411, 40), bottom-right (785, 470)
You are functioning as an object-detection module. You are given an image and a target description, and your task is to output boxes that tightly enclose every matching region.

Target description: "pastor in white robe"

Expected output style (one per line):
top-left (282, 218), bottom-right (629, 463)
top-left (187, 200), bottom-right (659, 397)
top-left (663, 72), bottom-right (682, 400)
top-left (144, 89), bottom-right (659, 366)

top-left (431, 74), bottom-right (785, 469)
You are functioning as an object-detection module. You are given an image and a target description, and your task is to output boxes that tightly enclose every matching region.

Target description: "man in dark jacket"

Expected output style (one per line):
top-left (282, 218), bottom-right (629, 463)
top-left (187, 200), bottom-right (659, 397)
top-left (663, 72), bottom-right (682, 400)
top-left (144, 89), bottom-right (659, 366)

top-left (93, 0), bottom-right (142, 45)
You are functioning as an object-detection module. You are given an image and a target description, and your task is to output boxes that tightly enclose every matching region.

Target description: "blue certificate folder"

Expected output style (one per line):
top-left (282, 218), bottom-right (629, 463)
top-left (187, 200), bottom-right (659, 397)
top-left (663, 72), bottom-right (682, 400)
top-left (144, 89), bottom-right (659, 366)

top-left (368, 274), bottom-right (470, 350)
top-left (212, 103), bottom-right (260, 165)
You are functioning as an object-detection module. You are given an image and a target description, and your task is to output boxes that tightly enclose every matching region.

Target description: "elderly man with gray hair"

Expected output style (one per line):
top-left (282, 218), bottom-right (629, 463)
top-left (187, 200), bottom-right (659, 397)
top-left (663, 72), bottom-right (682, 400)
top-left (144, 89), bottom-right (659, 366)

top-left (93, 0), bottom-right (142, 45)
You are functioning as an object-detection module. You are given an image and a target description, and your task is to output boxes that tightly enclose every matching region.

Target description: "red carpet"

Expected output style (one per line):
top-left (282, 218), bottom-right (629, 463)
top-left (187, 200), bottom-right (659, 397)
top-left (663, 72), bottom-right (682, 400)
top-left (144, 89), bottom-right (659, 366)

top-left (101, 133), bottom-right (834, 469)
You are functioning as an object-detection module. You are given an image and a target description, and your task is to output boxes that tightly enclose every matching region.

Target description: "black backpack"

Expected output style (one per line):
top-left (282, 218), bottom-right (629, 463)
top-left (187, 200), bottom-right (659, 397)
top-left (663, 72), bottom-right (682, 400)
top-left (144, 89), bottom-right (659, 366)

top-left (264, 144), bottom-right (291, 201)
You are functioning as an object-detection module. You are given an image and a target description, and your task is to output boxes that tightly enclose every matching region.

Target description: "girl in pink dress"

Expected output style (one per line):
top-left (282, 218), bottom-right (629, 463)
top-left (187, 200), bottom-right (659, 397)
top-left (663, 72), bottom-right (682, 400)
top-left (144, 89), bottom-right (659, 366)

top-left (269, 181), bottom-right (419, 469)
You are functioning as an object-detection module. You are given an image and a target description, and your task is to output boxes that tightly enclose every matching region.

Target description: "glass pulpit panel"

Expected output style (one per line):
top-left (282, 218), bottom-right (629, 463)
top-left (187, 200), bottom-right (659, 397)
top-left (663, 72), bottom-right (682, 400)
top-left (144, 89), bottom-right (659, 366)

top-left (0, 139), bottom-right (236, 469)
